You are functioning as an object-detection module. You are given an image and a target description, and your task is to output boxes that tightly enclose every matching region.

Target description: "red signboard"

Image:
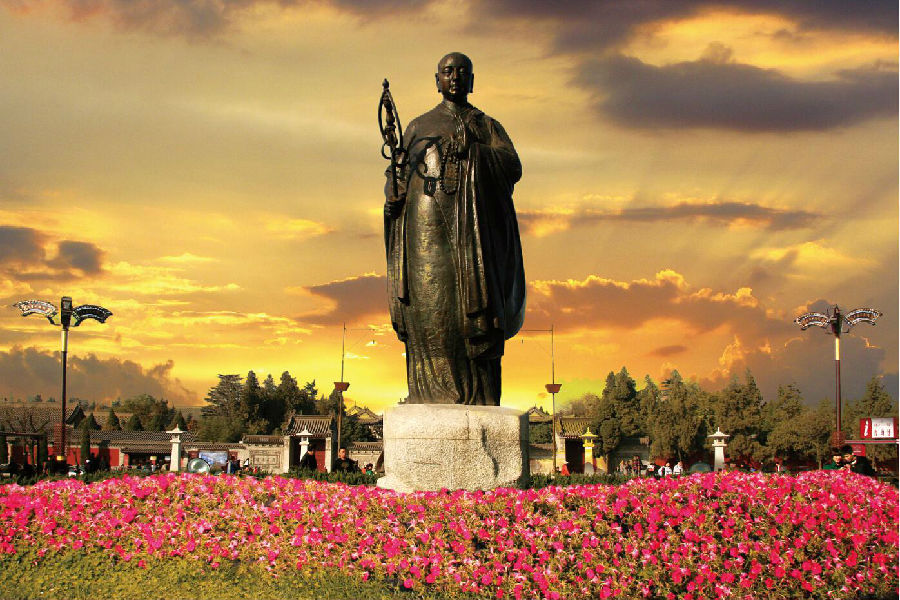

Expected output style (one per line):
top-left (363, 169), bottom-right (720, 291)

top-left (851, 444), bottom-right (866, 457)
top-left (860, 417), bottom-right (898, 440)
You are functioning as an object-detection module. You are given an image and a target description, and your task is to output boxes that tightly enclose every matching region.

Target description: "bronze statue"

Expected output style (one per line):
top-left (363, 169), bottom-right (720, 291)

top-left (381, 52), bottom-right (525, 405)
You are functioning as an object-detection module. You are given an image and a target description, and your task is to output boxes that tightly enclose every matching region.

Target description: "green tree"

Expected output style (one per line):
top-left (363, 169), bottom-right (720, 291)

top-left (588, 385), bottom-right (621, 463)
top-left (645, 371), bottom-right (710, 462)
top-left (83, 413), bottom-right (102, 430)
top-left (600, 367), bottom-right (642, 436)
top-left (103, 408), bottom-right (121, 431)
top-left (168, 410), bottom-right (188, 430)
top-left (713, 370), bottom-right (766, 464)
top-left (844, 376), bottom-right (899, 468)
top-left (760, 383), bottom-right (806, 460)
top-left (202, 375), bottom-right (244, 418)
top-left (123, 414), bottom-right (143, 432)
top-left (530, 422), bottom-right (552, 444)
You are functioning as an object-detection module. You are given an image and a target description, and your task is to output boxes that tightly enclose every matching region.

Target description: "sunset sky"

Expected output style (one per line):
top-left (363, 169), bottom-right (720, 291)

top-left (1, 1), bottom-right (897, 414)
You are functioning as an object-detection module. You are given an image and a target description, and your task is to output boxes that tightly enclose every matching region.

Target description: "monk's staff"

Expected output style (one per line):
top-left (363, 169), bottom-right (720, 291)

top-left (378, 79), bottom-right (406, 201)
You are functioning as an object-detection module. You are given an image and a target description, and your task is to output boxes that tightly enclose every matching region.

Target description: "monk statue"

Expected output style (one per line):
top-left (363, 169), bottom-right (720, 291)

top-left (383, 52), bottom-right (526, 405)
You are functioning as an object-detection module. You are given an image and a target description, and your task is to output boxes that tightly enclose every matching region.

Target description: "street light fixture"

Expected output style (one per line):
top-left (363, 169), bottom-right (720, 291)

top-left (794, 305), bottom-right (881, 445)
top-left (12, 297), bottom-right (112, 464)
top-left (522, 325), bottom-right (561, 473)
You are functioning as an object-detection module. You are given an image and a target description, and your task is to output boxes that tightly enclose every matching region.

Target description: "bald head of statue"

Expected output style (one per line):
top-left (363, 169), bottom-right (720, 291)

top-left (435, 52), bottom-right (474, 104)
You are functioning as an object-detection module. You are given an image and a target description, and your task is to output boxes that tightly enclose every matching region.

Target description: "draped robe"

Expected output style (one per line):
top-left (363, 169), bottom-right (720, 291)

top-left (385, 100), bottom-right (525, 405)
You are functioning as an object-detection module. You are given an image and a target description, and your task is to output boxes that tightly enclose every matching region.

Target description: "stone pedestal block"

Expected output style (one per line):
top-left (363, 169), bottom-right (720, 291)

top-left (377, 404), bottom-right (529, 493)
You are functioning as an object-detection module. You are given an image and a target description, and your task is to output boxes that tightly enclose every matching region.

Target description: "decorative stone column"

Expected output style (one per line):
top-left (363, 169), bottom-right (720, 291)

top-left (167, 426), bottom-right (183, 472)
top-left (708, 428), bottom-right (729, 472)
top-left (581, 428), bottom-right (597, 474)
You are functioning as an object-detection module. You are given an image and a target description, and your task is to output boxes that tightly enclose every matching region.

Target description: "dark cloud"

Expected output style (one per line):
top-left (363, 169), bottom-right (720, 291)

top-left (518, 201), bottom-right (821, 237)
top-left (0, 226), bottom-right (45, 264)
top-left (298, 273), bottom-right (388, 325)
top-left (524, 271), bottom-right (794, 342)
top-left (0, 346), bottom-right (195, 404)
top-left (49, 240), bottom-right (104, 274)
top-left (649, 344), bottom-right (687, 357)
top-left (473, 1), bottom-right (897, 53)
top-left (574, 55), bottom-right (898, 132)
top-left (700, 328), bottom-right (893, 406)
top-left (6, 0), bottom-right (895, 44)
top-left (3, 0), bottom-right (431, 38)
top-left (0, 225), bottom-right (105, 281)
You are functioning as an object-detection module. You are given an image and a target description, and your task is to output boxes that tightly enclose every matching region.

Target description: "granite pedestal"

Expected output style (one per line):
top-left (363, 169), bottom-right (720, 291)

top-left (377, 403), bottom-right (529, 493)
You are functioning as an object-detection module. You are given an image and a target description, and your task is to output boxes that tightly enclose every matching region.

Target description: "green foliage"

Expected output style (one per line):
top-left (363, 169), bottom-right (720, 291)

top-left (530, 422), bottom-right (552, 444)
top-left (712, 371), bottom-right (765, 464)
top-left (84, 413), bottom-right (102, 430)
top-left (646, 371), bottom-right (709, 462)
top-left (520, 473), bottom-right (631, 489)
top-left (120, 394), bottom-right (174, 431)
top-left (102, 408), bottom-right (121, 431)
top-left (168, 410), bottom-right (188, 430)
top-left (287, 467), bottom-right (378, 486)
top-left (123, 414), bottom-right (143, 432)
top-left (196, 415), bottom-right (246, 443)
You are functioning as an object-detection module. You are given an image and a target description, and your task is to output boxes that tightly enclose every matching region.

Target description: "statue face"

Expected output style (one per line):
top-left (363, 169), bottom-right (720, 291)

top-left (436, 53), bottom-right (473, 103)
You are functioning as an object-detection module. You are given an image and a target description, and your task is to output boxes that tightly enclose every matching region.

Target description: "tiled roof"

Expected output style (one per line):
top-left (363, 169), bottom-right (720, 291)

top-left (0, 404), bottom-right (84, 434)
top-left (556, 417), bottom-right (593, 439)
top-left (284, 414), bottom-right (333, 436)
top-left (349, 441), bottom-right (383, 451)
top-left (91, 430), bottom-right (197, 445)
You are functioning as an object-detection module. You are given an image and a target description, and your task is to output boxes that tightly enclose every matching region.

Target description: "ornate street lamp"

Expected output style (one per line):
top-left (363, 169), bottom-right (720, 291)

top-left (12, 297), bottom-right (112, 463)
top-left (794, 305), bottom-right (881, 445)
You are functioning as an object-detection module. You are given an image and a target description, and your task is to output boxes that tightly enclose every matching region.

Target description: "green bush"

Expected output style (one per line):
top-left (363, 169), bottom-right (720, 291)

top-left (520, 472), bottom-right (632, 489)
top-left (286, 467), bottom-right (379, 486)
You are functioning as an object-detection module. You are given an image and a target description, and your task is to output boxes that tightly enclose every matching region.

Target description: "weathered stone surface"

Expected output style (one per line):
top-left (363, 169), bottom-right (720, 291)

top-left (377, 404), bottom-right (529, 493)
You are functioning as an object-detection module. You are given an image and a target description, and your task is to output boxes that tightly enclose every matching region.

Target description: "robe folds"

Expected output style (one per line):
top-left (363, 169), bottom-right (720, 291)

top-left (385, 101), bottom-right (525, 405)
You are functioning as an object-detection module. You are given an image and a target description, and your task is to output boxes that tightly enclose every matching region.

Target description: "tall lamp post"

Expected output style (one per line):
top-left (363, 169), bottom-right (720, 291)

top-left (522, 325), bottom-right (561, 472)
top-left (12, 297), bottom-right (112, 463)
top-left (794, 305), bottom-right (881, 445)
top-left (333, 322), bottom-right (379, 453)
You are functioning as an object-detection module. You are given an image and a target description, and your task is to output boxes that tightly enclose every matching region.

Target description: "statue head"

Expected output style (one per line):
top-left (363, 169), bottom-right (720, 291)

top-left (435, 52), bottom-right (473, 103)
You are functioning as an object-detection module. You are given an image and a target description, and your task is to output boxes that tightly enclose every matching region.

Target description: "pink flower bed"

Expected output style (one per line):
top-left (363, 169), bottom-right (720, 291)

top-left (0, 471), bottom-right (896, 599)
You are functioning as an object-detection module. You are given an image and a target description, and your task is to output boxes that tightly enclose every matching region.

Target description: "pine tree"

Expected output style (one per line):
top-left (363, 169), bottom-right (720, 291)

top-left (85, 413), bottom-right (102, 430)
top-left (103, 408), bottom-right (121, 431)
top-left (714, 370), bottom-right (765, 464)
top-left (168, 410), bottom-right (188, 430)
top-left (123, 414), bottom-right (143, 432)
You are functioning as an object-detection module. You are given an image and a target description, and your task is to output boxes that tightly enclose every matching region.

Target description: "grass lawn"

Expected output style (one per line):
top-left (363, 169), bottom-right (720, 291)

top-left (0, 550), bottom-right (468, 600)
